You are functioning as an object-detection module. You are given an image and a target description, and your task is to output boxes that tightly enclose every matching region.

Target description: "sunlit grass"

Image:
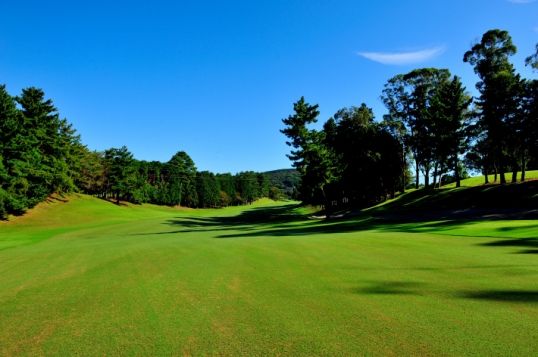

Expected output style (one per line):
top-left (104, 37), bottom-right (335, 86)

top-left (443, 170), bottom-right (538, 187)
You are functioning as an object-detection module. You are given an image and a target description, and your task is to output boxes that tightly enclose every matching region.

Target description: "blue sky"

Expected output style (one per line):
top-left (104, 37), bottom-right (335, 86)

top-left (1, 0), bottom-right (537, 173)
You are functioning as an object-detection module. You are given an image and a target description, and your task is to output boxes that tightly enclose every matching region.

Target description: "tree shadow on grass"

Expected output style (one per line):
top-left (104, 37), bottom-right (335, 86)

top-left (126, 202), bottom-right (538, 244)
top-left (461, 290), bottom-right (538, 303)
top-left (515, 249), bottom-right (538, 254)
top-left (127, 204), bottom-right (310, 236)
top-left (353, 281), bottom-right (427, 295)
top-left (479, 238), bottom-right (538, 248)
top-left (213, 218), bottom-right (476, 239)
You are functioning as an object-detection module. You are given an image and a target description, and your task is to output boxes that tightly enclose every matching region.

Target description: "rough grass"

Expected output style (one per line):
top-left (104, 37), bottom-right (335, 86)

top-left (1, 195), bottom-right (538, 356)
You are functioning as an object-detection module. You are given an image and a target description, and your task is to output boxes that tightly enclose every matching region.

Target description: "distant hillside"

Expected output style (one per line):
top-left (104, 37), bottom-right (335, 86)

top-left (264, 169), bottom-right (300, 195)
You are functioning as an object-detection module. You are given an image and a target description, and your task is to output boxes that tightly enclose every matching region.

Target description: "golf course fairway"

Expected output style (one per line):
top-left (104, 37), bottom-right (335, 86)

top-left (1, 195), bottom-right (537, 356)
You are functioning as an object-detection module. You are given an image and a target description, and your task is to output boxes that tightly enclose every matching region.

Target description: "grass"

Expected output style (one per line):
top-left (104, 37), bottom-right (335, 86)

top-left (443, 170), bottom-right (538, 187)
top-left (364, 178), bottom-right (538, 216)
top-left (1, 195), bottom-right (538, 355)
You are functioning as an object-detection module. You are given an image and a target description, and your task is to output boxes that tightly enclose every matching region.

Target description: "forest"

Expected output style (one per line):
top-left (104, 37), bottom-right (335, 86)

top-left (0, 86), bottom-right (272, 219)
top-left (1, 29), bottom-right (537, 220)
top-left (282, 29), bottom-right (538, 217)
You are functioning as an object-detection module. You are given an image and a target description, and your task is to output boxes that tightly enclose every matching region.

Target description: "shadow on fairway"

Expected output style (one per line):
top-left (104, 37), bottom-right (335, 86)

top-left (127, 203), bottom-right (538, 249)
top-left (354, 281), bottom-right (426, 295)
top-left (515, 249), bottom-right (538, 254)
top-left (212, 218), bottom-right (475, 239)
top-left (461, 290), bottom-right (538, 303)
top-left (479, 238), bottom-right (538, 248)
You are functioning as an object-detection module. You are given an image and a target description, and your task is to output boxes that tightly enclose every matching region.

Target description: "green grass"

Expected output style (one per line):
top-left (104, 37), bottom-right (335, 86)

top-left (1, 195), bottom-right (538, 356)
top-left (364, 179), bottom-right (538, 215)
top-left (443, 170), bottom-right (538, 187)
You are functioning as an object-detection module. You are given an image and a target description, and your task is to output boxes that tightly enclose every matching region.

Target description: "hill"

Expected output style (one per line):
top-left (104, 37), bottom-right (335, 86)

top-left (264, 168), bottom-right (300, 196)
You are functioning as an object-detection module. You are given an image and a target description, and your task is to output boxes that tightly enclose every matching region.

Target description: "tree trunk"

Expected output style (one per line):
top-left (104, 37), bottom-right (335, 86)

top-left (484, 165), bottom-right (489, 184)
top-left (521, 151), bottom-right (526, 182)
top-left (499, 163), bottom-right (506, 184)
top-left (424, 168), bottom-right (430, 188)
top-left (402, 147), bottom-right (406, 193)
top-left (415, 155), bottom-right (419, 189)
top-left (320, 186), bottom-right (331, 220)
top-left (454, 154), bottom-right (460, 188)
top-left (433, 162), bottom-right (438, 189)
top-left (500, 171), bottom-right (506, 184)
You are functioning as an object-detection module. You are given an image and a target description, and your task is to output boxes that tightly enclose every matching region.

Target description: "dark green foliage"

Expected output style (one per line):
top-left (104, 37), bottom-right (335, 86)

top-left (525, 43), bottom-right (538, 72)
top-left (0, 86), bottom-right (81, 218)
top-left (216, 173), bottom-right (238, 206)
top-left (196, 171), bottom-right (220, 208)
top-left (382, 68), bottom-right (452, 188)
top-left (268, 186), bottom-right (283, 201)
top-left (426, 76), bottom-right (473, 187)
top-left (167, 151), bottom-right (197, 206)
top-left (236, 171), bottom-right (260, 204)
top-left (257, 173), bottom-right (270, 198)
top-left (281, 97), bottom-right (343, 218)
top-left (281, 98), bottom-right (407, 213)
top-left (463, 29), bottom-right (520, 184)
top-left (263, 169), bottom-right (300, 198)
top-left (104, 146), bottom-right (139, 203)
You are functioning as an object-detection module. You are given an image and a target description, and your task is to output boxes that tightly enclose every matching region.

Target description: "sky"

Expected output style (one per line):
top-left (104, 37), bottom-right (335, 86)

top-left (1, 0), bottom-right (537, 174)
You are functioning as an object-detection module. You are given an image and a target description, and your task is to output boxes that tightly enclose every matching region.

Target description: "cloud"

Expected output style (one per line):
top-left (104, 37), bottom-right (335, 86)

top-left (357, 47), bottom-right (446, 65)
top-left (507, 0), bottom-right (536, 3)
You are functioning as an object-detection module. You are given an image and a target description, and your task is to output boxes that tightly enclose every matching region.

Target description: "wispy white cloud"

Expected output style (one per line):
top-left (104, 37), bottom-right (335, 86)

top-left (357, 47), bottom-right (446, 65)
top-left (507, 0), bottom-right (536, 3)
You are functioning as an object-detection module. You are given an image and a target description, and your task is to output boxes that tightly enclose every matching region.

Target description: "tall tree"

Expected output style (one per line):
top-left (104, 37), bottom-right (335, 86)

top-left (426, 76), bottom-right (473, 187)
top-left (464, 29), bottom-right (518, 184)
top-left (104, 146), bottom-right (138, 204)
top-left (167, 151), bottom-right (197, 206)
top-left (381, 69), bottom-right (451, 188)
top-left (0, 85), bottom-right (26, 217)
top-left (281, 97), bottom-right (342, 219)
top-left (196, 171), bottom-right (219, 208)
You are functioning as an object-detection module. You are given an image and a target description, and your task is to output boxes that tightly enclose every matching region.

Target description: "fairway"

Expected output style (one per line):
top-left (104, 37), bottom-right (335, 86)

top-left (1, 196), bottom-right (538, 356)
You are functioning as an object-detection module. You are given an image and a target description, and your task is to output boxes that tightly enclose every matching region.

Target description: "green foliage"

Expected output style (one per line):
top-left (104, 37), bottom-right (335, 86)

top-left (104, 146), bottom-right (139, 203)
top-left (268, 186), bottom-right (283, 201)
top-left (463, 29), bottom-right (520, 184)
top-left (525, 43), bottom-right (538, 72)
top-left (236, 171), bottom-right (260, 204)
top-left (196, 171), bottom-right (220, 208)
top-left (426, 76), bottom-right (473, 187)
top-left (0, 85), bottom-right (81, 218)
top-left (263, 169), bottom-right (300, 198)
top-left (382, 68), bottom-right (452, 188)
top-left (281, 97), bottom-right (343, 218)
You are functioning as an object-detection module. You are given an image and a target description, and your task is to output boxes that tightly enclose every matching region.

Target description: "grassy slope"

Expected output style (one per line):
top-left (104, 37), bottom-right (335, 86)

top-left (443, 170), bottom-right (538, 187)
top-left (1, 195), bottom-right (538, 356)
top-left (364, 178), bottom-right (538, 216)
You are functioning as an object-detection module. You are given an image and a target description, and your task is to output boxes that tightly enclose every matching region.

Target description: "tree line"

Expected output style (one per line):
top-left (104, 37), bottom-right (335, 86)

top-left (282, 29), bottom-right (538, 218)
top-left (0, 86), bottom-right (271, 219)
